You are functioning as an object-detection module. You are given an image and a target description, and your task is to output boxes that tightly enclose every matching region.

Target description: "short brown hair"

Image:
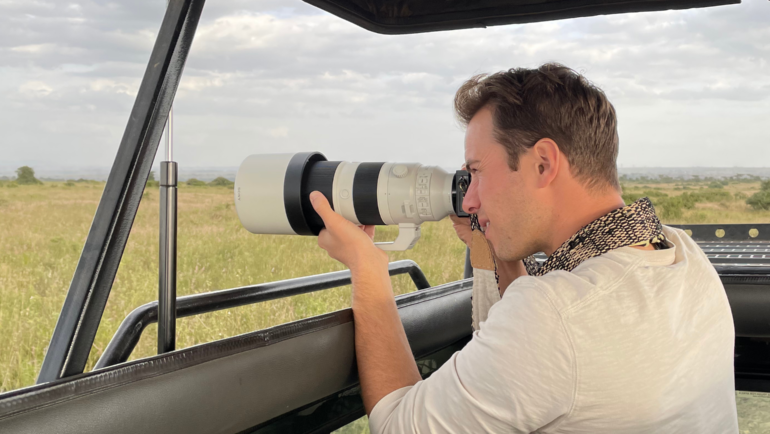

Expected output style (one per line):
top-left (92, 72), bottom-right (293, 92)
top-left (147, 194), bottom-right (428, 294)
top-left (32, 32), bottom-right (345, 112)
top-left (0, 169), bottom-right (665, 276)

top-left (455, 63), bottom-right (620, 191)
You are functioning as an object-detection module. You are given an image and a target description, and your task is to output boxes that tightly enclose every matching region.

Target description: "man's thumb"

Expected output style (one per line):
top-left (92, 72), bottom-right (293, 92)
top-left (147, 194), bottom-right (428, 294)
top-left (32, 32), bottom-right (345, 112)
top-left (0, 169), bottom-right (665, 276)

top-left (309, 191), bottom-right (335, 220)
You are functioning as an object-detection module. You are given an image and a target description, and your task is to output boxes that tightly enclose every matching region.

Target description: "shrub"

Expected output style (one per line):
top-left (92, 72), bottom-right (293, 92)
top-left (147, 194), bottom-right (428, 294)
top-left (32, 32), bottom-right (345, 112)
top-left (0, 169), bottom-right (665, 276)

top-left (209, 177), bottom-right (234, 188)
top-left (747, 191), bottom-right (770, 211)
top-left (15, 166), bottom-right (42, 185)
top-left (692, 189), bottom-right (732, 203)
top-left (186, 178), bottom-right (207, 187)
top-left (642, 190), bottom-right (668, 199)
top-left (622, 192), bottom-right (644, 205)
top-left (659, 202), bottom-right (683, 220)
top-left (653, 196), bottom-right (688, 220)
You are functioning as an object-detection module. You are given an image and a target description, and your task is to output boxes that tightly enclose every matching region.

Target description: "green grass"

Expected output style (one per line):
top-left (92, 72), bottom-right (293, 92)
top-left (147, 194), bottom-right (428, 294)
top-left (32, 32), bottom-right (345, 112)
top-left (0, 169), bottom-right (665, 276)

top-left (1, 180), bottom-right (769, 433)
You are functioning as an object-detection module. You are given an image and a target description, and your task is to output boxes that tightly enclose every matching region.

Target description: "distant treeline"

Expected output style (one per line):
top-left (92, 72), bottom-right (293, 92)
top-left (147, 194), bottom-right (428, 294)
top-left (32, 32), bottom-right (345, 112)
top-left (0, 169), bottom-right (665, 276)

top-left (0, 167), bottom-right (234, 189)
top-left (620, 173), bottom-right (765, 184)
top-left (623, 180), bottom-right (770, 216)
top-left (145, 172), bottom-right (234, 188)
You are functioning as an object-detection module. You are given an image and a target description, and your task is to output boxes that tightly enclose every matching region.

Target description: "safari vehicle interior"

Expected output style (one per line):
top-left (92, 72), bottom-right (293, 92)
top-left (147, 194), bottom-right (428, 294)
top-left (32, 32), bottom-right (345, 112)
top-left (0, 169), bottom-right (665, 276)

top-left (1, 0), bottom-right (768, 433)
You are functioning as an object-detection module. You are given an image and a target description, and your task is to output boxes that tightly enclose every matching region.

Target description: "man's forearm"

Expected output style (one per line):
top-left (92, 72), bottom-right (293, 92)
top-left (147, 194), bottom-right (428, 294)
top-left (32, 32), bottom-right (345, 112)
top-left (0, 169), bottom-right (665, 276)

top-left (351, 265), bottom-right (422, 415)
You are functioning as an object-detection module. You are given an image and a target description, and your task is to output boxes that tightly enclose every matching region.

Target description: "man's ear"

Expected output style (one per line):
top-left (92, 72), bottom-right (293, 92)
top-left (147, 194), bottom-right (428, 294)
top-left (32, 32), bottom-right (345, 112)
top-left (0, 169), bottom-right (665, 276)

top-left (531, 138), bottom-right (560, 189)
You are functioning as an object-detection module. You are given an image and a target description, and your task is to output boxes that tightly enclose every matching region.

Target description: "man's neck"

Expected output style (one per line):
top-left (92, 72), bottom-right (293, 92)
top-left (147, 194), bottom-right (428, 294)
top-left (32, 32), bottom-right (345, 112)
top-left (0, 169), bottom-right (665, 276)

top-left (543, 191), bottom-right (626, 256)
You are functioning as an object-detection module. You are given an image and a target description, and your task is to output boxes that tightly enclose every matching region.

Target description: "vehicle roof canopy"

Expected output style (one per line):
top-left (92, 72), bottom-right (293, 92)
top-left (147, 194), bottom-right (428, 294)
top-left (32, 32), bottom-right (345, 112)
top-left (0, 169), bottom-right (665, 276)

top-left (304, 0), bottom-right (739, 34)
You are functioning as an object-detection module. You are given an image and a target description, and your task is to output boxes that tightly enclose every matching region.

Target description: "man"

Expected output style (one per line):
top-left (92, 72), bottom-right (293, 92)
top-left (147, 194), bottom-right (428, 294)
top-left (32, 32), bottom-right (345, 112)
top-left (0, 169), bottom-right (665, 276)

top-left (309, 63), bottom-right (738, 433)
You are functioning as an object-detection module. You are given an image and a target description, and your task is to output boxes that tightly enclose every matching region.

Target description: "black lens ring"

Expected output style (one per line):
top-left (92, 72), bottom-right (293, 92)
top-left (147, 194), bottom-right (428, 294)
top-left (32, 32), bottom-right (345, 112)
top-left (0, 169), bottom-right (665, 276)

top-left (302, 161), bottom-right (341, 235)
top-left (284, 152), bottom-right (327, 235)
top-left (353, 162), bottom-right (386, 226)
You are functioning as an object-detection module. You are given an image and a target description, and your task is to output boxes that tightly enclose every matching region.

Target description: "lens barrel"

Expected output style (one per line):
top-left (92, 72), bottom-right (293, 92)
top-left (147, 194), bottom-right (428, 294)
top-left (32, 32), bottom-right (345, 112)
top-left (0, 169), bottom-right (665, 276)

top-left (235, 152), bottom-right (467, 237)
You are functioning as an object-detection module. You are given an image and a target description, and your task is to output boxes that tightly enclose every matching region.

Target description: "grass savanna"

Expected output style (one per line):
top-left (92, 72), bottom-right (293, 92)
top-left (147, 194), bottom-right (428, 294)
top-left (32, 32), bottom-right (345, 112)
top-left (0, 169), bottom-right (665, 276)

top-left (0, 178), bottom-right (467, 392)
top-left (1, 173), bottom-right (769, 433)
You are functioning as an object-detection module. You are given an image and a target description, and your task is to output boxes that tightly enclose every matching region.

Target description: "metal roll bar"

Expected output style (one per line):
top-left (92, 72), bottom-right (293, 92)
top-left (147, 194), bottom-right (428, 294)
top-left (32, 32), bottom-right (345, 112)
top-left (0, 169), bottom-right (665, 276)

top-left (37, 0), bottom-right (206, 384)
top-left (94, 260), bottom-right (430, 369)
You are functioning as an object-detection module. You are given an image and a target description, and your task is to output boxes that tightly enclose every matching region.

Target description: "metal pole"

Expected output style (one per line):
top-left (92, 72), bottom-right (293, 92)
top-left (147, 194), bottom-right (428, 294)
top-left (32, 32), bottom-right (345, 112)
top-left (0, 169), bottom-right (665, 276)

top-left (159, 109), bottom-right (177, 354)
top-left (463, 247), bottom-right (473, 279)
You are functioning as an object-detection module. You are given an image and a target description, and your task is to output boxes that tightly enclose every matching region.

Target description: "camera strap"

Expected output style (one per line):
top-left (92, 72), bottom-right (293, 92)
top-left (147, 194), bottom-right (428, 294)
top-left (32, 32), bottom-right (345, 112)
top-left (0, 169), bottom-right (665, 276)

top-left (469, 197), bottom-right (666, 287)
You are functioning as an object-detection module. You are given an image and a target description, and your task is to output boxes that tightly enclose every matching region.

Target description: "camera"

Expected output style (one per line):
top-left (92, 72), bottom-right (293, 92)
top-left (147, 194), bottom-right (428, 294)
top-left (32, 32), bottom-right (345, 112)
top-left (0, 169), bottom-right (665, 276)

top-left (235, 152), bottom-right (470, 250)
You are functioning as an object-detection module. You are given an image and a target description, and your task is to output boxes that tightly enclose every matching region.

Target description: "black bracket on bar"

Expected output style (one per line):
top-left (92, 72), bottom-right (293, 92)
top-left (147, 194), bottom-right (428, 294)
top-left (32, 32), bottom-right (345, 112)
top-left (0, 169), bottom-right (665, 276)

top-left (37, 0), bottom-right (206, 384)
top-left (669, 224), bottom-right (770, 242)
top-left (93, 260), bottom-right (430, 370)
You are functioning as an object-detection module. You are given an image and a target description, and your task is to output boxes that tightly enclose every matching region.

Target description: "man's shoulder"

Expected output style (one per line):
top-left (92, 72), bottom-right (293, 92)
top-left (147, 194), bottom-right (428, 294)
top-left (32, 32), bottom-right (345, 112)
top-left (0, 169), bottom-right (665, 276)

top-left (508, 264), bottom-right (622, 316)
top-left (509, 225), bottom-right (716, 316)
top-left (508, 244), bottom-right (662, 315)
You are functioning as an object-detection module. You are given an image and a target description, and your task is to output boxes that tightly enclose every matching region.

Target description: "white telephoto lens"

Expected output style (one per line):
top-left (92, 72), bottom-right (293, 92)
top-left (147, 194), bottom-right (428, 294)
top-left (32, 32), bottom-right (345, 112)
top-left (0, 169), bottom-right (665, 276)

top-left (235, 152), bottom-right (467, 250)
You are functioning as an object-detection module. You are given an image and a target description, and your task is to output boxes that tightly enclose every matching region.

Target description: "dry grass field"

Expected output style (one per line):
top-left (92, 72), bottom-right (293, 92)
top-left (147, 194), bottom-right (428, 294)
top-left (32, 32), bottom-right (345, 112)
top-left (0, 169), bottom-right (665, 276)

top-left (1, 178), bottom-right (769, 433)
top-left (0, 181), bottom-right (468, 392)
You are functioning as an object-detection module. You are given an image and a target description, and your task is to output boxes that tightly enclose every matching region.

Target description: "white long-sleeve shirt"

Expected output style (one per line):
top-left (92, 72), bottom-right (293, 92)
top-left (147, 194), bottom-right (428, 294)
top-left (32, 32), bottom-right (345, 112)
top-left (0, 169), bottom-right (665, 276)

top-left (370, 226), bottom-right (738, 433)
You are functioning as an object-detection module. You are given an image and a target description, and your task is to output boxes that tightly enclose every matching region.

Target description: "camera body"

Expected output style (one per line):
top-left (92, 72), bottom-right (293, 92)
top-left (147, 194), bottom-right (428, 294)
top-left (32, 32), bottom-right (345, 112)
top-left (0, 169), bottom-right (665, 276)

top-left (235, 152), bottom-right (470, 250)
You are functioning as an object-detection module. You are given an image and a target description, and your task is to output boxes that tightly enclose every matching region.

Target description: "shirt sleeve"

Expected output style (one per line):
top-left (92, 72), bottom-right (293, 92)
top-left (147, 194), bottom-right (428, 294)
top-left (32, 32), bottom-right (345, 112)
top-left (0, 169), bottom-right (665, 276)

top-left (369, 280), bottom-right (575, 434)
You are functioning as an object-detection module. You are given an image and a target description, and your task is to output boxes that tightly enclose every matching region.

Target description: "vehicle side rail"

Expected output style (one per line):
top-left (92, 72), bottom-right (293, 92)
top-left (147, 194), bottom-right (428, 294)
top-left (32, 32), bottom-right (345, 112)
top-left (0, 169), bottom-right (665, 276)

top-left (0, 279), bottom-right (473, 434)
top-left (94, 260), bottom-right (430, 369)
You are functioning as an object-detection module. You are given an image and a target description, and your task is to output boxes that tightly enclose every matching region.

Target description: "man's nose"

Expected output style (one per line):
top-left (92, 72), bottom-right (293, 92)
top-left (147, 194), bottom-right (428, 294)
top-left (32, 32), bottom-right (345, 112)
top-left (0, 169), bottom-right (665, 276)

top-left (462, 180), bottom-right (480, 215)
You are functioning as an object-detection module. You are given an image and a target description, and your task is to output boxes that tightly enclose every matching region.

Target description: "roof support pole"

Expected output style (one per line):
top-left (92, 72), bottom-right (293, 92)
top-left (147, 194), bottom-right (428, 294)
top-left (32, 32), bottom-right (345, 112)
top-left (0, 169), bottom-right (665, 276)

top-left (37, 0), bottom-right (206, 383)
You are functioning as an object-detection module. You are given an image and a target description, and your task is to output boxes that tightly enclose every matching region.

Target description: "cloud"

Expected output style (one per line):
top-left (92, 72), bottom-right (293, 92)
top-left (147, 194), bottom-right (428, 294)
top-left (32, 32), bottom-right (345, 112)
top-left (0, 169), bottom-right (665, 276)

top-left (0, 0), bottom-right (768, 172)
top-left (18, 80), bottom-right (53, 97)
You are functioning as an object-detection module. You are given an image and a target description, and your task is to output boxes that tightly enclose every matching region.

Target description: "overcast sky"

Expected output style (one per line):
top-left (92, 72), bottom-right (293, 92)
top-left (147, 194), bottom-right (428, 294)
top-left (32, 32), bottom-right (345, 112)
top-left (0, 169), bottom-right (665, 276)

top-left (1, 0), bottom-right (768, 175)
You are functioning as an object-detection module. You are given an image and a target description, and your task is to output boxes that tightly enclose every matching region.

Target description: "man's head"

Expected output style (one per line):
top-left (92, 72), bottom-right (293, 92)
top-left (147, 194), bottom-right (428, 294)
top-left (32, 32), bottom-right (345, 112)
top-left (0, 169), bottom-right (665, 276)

top-left (457, 63), bottom-right (623, 260)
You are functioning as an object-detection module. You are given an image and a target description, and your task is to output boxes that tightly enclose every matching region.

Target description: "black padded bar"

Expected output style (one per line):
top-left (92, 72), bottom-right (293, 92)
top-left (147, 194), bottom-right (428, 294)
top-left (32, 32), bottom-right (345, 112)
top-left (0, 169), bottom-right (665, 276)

top-left (37, 0), bottom-right (206, 384)
top-left (723, 274), bottom-right (770, 338)
top-left (94, 260), bottom-right (430, 369)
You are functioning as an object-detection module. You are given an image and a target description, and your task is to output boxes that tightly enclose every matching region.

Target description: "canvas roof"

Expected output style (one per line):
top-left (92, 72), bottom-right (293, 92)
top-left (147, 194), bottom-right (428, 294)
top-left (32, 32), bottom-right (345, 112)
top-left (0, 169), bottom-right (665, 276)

top-left (304, 0), bottom-right (739, 34)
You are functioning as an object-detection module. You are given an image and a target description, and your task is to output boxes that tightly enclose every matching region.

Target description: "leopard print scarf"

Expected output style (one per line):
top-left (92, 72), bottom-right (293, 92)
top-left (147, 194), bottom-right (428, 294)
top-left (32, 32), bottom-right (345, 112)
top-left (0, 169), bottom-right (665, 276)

top-left (470, 197), bottom-right (666, 280)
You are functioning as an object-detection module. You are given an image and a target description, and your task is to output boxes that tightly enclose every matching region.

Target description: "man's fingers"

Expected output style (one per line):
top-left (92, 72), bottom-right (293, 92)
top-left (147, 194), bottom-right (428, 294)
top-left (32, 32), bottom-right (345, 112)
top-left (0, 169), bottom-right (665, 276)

top-left (310, 191), bottom-right (342, 225)
top-left (449, 215), bottom-right (470, 226)
top-left (316, 228), bottom-right (330, 250)
top-left (363, 225), bottom-right (376, 240)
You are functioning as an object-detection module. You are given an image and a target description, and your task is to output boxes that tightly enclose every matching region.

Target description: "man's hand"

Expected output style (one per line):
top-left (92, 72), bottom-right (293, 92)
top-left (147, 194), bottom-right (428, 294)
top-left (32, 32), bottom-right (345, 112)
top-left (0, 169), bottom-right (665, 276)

top-left (450, 212), bottom-right (528, 294)
top-left (449, 214), bottom-right (473, 247)
top-left (309, 190), bottom-right (421, 415)
top-left (309, 191), bottom-right (387, 270)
